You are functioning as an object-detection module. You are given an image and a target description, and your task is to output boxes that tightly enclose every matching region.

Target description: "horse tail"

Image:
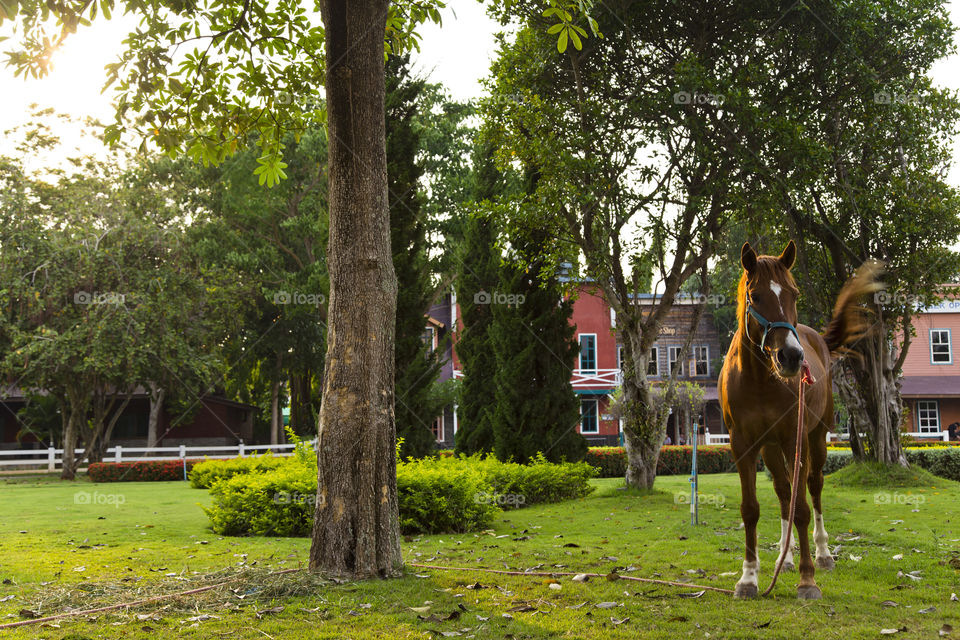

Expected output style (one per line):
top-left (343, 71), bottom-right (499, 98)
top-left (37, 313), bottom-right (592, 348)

top-left (821, 260), bottom-right (885, 355)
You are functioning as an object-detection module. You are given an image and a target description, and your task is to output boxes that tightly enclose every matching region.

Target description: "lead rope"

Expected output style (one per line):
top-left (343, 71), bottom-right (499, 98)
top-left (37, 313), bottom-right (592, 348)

top-left (762, 360), bottom-right (816, 597)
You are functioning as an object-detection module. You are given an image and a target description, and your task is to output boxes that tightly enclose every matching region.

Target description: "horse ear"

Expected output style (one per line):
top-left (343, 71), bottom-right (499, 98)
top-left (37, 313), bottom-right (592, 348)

top-left (741, 242), bottom-right (758, 273)
top-left (779, 240), bottom-right (797, 270)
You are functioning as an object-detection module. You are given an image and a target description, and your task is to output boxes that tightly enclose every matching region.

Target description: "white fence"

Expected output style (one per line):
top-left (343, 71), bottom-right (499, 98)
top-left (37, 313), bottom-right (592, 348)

top-left (0, 442), bottom-right (306, 473)
top-left (701, 431), bottom-right (951, 446)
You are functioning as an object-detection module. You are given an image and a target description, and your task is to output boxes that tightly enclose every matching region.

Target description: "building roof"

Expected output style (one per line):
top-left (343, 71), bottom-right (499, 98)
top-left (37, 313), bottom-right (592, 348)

top-left (900, 375), bottom-right (960, 398)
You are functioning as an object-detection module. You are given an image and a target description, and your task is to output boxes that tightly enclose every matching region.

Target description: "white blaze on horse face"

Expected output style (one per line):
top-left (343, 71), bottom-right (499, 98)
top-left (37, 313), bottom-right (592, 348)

top-left (779, 518), bottom-right (795, 568)
top-left (769, 280), bottom-right (784, 314)
top-left (814, 510), bottom-right (831, 560)
top-left (738, 559), bottom-right (759, 589)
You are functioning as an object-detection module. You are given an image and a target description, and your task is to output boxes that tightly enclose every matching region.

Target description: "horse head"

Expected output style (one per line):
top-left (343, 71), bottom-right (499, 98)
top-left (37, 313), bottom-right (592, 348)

top-left (739, 240), bottom-right (804, 378)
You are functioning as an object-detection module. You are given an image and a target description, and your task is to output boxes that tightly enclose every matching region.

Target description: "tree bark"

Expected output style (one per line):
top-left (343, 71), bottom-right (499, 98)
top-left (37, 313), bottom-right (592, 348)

top-left (834, 328), bottom-right (908, 467)
top-left (270, 379), bottom-right (282, 444)
top-left (147, 382), bottom-right (165, 449)
top-left (60, 386), bottom-right (89, 480)
top-left (309, 0), bottom-right (402, 579)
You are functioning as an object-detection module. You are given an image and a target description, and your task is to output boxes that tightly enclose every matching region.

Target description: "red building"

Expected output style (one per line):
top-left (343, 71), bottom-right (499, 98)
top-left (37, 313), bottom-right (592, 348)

top-left (898, 292), bottom-right (960, 439)
top-left (431, 284), bottom-right (725, 448)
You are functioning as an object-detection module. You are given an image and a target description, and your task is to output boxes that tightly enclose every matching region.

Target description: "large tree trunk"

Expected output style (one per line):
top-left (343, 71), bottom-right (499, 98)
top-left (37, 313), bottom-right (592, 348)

top-left (147, 382), bottom-right (165, 449)
top-left (309, 0), bottom-right (402, 579)
top-left (620, 335), bottom-right (671, 489)
top-left (833, 329), bottom-right (908, 467)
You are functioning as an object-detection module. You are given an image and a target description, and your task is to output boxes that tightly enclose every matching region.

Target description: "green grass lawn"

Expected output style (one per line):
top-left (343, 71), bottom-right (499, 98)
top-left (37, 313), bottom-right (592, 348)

top-left (1, 470), bottom-right (958, 639)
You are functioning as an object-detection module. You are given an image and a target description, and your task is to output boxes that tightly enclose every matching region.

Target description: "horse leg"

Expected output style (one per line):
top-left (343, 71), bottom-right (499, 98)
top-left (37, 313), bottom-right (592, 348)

top-left (809, 423), bottom-right (834, 570)
top-left (786, 434), bottom-right (821, 599)
top-left (761, 444), bottom-right (794, 571)
top-left (733, 449), bottom-right (761, 599)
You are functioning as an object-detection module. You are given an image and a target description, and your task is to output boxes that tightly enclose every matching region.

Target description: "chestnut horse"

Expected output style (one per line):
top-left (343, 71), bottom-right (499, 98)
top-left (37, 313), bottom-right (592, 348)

top-left (719, 241), bottom-right (881, 599)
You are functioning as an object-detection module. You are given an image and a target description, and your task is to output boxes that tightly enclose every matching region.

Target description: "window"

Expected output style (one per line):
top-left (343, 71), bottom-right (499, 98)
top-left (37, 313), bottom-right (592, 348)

top-left (579, 334), bottom-right (597, 373)
top-left (930, 329), bottom-right (952, 364)
top-left (421, 326), bottom-right (436, 353)
top-left (694, 346), bottom-right (709, 376)
top-left (668, 346), bottom-right (684, 375)
top-left (916, 400), bottom-right (940, 433)
top-left (648, 346), bottom-right (659, 376)
top-left (580, 398), bottom-right (599, 433)
top-left (430, 415), bottom-right (445, 442)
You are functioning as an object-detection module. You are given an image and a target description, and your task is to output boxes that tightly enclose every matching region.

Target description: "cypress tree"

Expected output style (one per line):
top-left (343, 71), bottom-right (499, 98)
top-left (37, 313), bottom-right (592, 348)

top-left (386, 54), bottom-right (443, 458)
top-left (489, 237), bottom-right (585, 463)
top-left (454, 141), bottom-right (502, 455)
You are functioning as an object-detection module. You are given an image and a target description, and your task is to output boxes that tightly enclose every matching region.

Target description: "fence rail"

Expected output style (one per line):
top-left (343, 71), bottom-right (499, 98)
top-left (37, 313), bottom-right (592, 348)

top-left (700, 430), bottom-right (951, 446)
top-left (0, 442), bottom-right (305, 472)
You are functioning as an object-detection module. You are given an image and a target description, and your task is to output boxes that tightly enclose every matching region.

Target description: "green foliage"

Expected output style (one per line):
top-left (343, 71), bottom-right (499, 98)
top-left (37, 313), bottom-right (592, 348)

top-left (200, 452), bottom-right (596, 536)
top-left (204, 463), bottom-right (318, 537)
top-left (188, 454), bottom-right (287, 489)
top-left (386, 54), bottom-right (446, 458)
top-left (396, 458), bottom-right (500, 534)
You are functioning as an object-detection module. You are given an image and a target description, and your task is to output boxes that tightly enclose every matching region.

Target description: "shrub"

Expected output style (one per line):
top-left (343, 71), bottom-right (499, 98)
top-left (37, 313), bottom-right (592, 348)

top-left (585, 447), bottom-right (626, 478)
top-left (905, 448), bottom-right (960, 482)
top-left (205, 463), bottom-right (318, 536)
top-left (397, 458), bottom-right (500, 534)
top-left (202, 452), bottom-right (597, 537)
top-left (88, 459), bottom-right (198, 482)
top-left (189, 454), bottom-right (286, 489)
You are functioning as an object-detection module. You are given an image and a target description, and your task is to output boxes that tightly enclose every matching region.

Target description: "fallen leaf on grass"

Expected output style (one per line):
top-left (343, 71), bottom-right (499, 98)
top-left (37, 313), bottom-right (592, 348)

top-left (0, 595), bottom-right (14, 602)
top-left (880, 627), bottom-right (907, 635)
top-left (410, 606), bottom-right (432, 614)
top-left (506, 604), bottom-right (537, 613)
top-left (611, 617), bottom-right (630, 625)
top-left (940, 624), bottom-right (953, 637)
top-left (880, 601), bottom-right (899, 608)
top-left (678, 590), bottom-right (706, 599)
top-left (919, 606), bottom-right (936, 614)
top-left (572, 574), bottom-right (589, 582)
top-left (256, 606), bottom-right (284, 618)
top-left (18, 609), bottom-right (39, 619)
top-left (596, 602), bottom-right (619, 609)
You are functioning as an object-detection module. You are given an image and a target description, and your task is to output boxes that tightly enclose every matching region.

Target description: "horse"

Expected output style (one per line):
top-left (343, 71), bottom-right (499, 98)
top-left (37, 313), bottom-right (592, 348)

top-left (718, 240), bottom-right (882, 599)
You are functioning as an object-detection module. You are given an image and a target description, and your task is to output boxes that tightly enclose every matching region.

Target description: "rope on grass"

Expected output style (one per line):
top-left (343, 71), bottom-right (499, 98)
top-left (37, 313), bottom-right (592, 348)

top-left (408, 563), bottom-right (735, 595)
top-left (0, 568), bottom-right (302, 630)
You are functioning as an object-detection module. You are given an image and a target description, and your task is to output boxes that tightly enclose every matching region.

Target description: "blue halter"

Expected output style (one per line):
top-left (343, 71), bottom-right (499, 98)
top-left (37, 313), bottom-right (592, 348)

top-left (745, 295), bottom-right (801, 351)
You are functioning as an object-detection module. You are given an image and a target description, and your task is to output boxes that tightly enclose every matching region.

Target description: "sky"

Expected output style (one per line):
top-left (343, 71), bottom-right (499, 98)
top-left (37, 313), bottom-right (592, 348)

top-left (1, 1), bottom-right (959, 182)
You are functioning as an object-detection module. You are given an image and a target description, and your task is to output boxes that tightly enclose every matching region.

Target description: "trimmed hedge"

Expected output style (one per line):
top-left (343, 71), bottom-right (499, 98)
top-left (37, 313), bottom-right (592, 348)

top-left (88, 459), bottom-right (199, 482)
top-left (189, 454), bottom-right (286, 488)
top-left (202, 453), bottom-right (597, 537)
top-left (586, 446), bottom-right (741, 478)
top-left (585, 446), bottom-right (960, 482)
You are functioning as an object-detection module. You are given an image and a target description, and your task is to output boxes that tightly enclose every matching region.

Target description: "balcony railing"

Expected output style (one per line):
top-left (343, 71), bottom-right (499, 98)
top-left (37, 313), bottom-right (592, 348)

top-left (571, 368), bottom-right (623, 389)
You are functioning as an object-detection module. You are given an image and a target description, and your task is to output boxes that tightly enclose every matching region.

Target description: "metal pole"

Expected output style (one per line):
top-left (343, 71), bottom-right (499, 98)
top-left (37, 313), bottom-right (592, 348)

top-left (690, 421), bottom-right (699, 525)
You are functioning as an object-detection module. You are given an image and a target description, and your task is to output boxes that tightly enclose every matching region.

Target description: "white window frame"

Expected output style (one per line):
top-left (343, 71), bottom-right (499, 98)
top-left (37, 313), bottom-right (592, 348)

top-left (930, 328), bottom-right (952, 364)
top-left (580, 398), bottom-right (599, 434)
top-left (916, 400), bottom-right (940, 433)
top-left (579, 333), bottom-right (597, 374)
top-left (431, 414), bottom-right (446, 442)
top-left (648, 346), bottom-right (659, 377)
top-left (668, 346), bottom-right (684, 376)
top-left (422, 326), bottom-right (437, 353)
top-left (694, 345), bottom-right (710, 376)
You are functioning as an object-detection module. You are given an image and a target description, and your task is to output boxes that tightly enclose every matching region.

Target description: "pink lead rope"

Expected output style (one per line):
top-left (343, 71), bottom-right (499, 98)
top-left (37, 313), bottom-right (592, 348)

top-left (762, 359), bottom-right (816, 597)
